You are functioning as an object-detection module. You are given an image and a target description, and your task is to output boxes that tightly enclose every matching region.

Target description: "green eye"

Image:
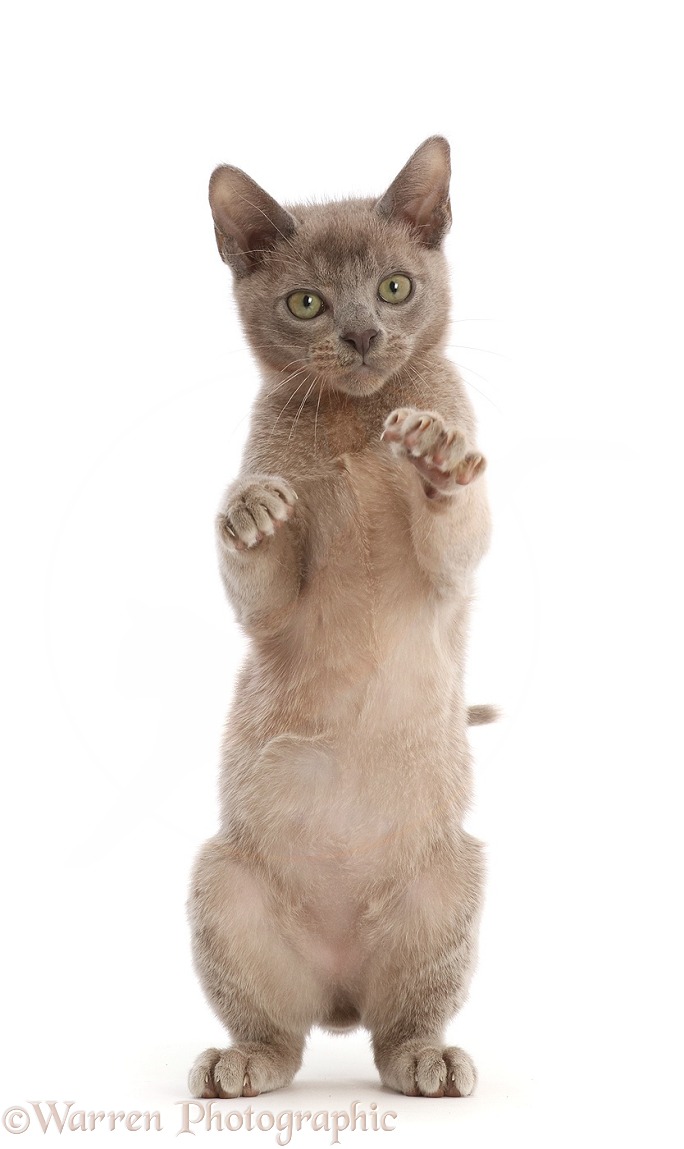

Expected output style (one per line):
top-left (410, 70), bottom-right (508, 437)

top-left (287, 290), bottom-right (324, 319)
top-left (378, 274), bottom-right (412, 304)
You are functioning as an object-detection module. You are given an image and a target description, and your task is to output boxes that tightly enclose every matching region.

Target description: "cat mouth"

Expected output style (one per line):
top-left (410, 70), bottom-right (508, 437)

top-left (332, 361), bottom-right (388, 396)
top-left (341, 357), bottom-right (383, 377)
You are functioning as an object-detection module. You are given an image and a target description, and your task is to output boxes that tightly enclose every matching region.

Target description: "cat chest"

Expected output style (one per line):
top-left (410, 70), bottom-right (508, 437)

top-left (284, 451), bottom-right (459, 717)
top-left (302, 450), bottom-right (420, 615)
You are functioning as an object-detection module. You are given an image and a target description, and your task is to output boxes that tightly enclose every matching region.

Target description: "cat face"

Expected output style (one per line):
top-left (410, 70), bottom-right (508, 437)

top-left (209, 137), bottom-right (453, 397)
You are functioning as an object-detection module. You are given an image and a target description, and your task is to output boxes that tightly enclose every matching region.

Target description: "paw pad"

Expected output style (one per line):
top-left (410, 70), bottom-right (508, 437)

top-left (382, 408), bottom-right (485, 491)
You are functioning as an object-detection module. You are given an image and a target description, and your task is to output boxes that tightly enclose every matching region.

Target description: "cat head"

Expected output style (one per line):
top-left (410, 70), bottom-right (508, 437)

top-left (209, 137), bottom-right (452, 398)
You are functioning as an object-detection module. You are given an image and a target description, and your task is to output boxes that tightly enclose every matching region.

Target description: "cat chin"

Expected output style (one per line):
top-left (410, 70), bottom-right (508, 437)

top-left (329, 365), bottom-right (390, 398)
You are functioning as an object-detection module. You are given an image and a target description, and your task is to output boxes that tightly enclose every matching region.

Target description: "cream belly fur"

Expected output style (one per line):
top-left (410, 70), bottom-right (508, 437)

top-left (217, 449), bottom-right (473, 875)
top-left (187, 136), bottom-right (491, 1100)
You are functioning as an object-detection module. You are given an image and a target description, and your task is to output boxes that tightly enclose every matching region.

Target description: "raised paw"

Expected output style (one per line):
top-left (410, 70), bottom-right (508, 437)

top-left (217, 476), bottom-right (297, 551)
top-left (188, 1043), bottom-right (299, 1098)
top-left (381, 407), bottom-right (485, 495)
top-left (376, 1041), bottom-right (476, 1098)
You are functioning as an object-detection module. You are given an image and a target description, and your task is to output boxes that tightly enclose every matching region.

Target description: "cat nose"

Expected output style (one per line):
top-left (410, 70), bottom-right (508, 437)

top-left (341, 328), bottom-right (379, 359)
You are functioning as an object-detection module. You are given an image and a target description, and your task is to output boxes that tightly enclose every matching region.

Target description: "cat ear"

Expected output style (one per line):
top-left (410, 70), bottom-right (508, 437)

top-left (376, 136), bottom-right (452, 247)
top-left (208, 165), bottom-right (298, 275)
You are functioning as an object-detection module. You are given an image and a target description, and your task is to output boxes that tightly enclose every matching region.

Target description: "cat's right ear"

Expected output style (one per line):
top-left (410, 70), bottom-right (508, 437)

top-left (376, 136), bottom-right (452, 248)
top-left (208, 166), bottom-right (298, 276)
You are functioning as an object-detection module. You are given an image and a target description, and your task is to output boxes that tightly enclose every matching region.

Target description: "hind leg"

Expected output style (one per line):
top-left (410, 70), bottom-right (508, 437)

top-left (187, 836), bottom-right (322, 1098)
top-left (363, 835), bottom-right (484, 1097)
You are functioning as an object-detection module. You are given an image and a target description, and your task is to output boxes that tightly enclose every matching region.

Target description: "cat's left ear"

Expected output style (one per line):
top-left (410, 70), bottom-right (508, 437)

top-left (209, 165), bottom-right (298, 276)
top-left (376, 136), bottom-right (452, 248)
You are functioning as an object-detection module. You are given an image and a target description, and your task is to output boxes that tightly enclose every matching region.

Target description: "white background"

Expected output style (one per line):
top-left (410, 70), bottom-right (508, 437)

top-left (1, 1), bottom-right (683, 1146)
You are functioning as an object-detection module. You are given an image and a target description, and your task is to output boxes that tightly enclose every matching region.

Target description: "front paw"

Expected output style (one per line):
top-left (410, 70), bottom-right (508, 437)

top-left (217, 476), bottom-right (297, 551)
top-left (381, 407), bottom-right (485, 494)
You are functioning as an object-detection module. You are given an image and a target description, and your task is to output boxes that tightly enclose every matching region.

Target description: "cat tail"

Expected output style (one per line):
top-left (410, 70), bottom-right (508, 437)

top-left (467, 704), bottom-right (499, 726)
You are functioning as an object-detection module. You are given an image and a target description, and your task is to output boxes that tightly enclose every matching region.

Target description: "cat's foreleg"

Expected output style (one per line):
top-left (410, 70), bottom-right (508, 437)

top-left (381, 408), bottom-right (491, 590)
top-left (215, 475), bottom-right (302, 633)
top-left (382, 407), bottom-right (486, 495)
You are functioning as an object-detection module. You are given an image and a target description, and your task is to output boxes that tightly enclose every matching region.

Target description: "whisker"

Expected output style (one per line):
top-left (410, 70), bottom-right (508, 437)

top-left (231, 191), bottom-right (316, 277)
top-left (411, 351), bottom-right (499, 410)
top-left (452, 366), bottom-right (499, 408)
top-left (266, 365), bottom-right (309, 398)
top-left (277, 357), bottom-right (309, 376)
top-left (405, 362), bottom-right (441, 405)
top-left (269, 375), bottom-right (310, 437)
top-left (209, 343), bottom-right (309, 361)
top-left (313, 377), bottom-right (324, 453)
top-left (229, 248), bottom-right (309, 266)
top-left (288, 376), bottom-right (318, 443)
top-left (445, 343), bottom-right (508, 359)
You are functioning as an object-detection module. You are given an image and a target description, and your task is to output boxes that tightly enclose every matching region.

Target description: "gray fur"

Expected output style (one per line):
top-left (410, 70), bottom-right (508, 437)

top-left (188, 137), bottom-right (492, 1098)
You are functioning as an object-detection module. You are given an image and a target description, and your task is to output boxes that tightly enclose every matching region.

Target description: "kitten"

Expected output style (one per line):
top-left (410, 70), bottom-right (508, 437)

top-left (188, 137), bottom-right (492, 1100)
